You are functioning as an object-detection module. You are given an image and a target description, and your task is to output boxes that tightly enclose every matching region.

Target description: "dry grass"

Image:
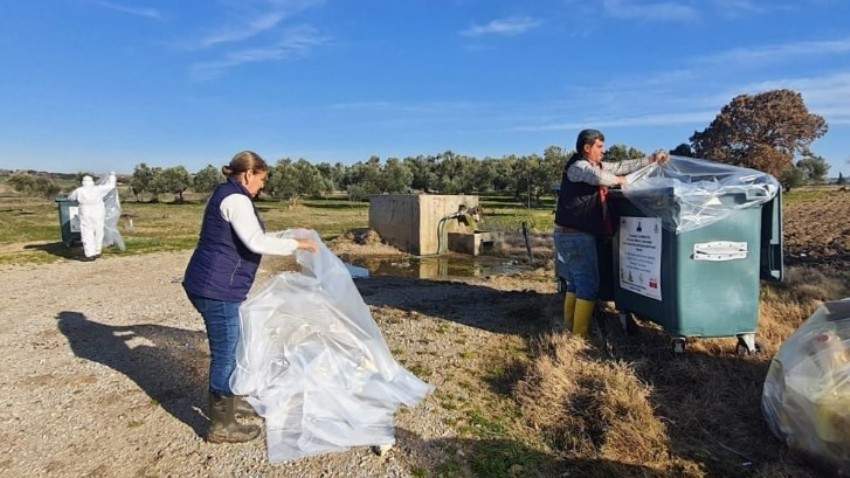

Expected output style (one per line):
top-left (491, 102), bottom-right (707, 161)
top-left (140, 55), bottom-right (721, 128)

top-left (510, 266), bottom-right (849, 477)
top-left (516, 335), bottom-right (676, 473)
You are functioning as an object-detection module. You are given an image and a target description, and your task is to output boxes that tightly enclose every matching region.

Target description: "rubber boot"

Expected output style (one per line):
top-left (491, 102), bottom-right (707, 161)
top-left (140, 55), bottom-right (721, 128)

top-left (572, 299), bottom-right (595, 339)
top-left (563, 292), bottom-right (577, 331)
top-left (234, 396), bottom-right (259, 419)
top-left (207, 393), bottom-right (261, 444)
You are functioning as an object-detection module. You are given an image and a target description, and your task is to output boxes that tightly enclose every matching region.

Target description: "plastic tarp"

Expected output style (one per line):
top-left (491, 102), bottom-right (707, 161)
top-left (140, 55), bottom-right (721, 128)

top-left (96, 174), bottom-right (125, 251)
top-left (623, 156), bottom-right (779, 233)
top-left (230, 229), bottom-right (434, 463)
top-left (762, 298), bottom-right (850, 474)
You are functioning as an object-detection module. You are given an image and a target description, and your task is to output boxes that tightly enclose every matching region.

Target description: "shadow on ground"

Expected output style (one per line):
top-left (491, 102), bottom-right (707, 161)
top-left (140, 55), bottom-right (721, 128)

top-left (395, 428), bottom-right (669, 478)
top-left (575, 310), bottom-right (816, 477)
top-left (24, 242), bottom-right (87, 260)
top-left (356, 275), bottom-right (556, 337)
top-left (357, 275), bottom-right (818, 476)
top-left (56, 311), bottom-right (209, 436)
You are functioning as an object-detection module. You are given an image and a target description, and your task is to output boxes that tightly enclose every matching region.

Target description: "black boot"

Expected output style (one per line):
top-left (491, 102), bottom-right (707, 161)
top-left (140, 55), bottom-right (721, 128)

top-left (234, 396), bottom-right (259, 419)
top-left (207, 393), bottom-right (260, 444)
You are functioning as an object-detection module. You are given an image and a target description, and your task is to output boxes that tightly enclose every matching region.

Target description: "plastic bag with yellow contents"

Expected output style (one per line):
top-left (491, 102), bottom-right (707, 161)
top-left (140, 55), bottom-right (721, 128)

top-left (763, 298), bottom-right (850, 473)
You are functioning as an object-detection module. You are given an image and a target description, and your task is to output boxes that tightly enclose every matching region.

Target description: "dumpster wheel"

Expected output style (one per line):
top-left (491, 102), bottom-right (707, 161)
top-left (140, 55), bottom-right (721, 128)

top-left (556, 278), bottom-right (567, 295)
top-left (671, 338), bottom-right (687, 354)
top-left (735, 334), bottom-right (762, 356)
top-left (618, 312), bottom-right (639, 336)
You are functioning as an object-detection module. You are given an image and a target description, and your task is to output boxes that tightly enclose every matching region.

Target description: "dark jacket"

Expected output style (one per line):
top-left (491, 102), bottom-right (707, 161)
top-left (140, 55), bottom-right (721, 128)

top-left (182, 178), bottom-right (264, 302)
top-left (554, 153), bottom-right (606, 235)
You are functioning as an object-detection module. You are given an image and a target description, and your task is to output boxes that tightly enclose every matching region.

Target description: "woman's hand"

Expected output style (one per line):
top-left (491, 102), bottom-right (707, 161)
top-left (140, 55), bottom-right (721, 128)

top-left (296, 238), bottom-right (319, 253)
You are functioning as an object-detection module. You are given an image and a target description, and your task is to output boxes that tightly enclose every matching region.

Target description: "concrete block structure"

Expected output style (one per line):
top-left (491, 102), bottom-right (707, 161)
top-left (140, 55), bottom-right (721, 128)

top-left (447, 230), bottom-right (505, 256)
top-left (368, 194), bottom-right (480, 255)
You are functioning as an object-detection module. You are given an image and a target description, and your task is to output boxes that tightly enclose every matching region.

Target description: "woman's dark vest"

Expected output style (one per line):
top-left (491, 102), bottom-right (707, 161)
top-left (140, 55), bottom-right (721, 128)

top-left (182, 178), bottom-right (264, 302)
top-left (554, 153), bottom-right (605, 235)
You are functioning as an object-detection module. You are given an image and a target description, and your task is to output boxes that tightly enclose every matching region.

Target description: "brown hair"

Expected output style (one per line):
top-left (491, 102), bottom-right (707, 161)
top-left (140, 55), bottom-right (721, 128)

top-left (221, 151), bottom-right (269, 177)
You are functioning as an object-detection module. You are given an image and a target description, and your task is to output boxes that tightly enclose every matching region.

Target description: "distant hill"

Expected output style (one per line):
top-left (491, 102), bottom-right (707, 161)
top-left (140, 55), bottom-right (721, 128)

top-left (0, 169), bottom-right (129, 182)
top-left (0, 169), bottom-right (80, 180)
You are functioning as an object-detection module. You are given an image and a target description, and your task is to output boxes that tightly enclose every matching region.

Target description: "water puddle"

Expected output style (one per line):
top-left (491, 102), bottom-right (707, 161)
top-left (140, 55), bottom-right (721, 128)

top-left (345, 255), bottom-right (532, 280)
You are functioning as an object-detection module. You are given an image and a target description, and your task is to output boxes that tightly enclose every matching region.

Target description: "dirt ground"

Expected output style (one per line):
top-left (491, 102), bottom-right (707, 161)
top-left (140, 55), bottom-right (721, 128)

top-left (2, 189), bottom-right (849, 477)
top-left (0, 230), bottom-right (559, 477)
top-left (782, 188), bottom-right (850, 273)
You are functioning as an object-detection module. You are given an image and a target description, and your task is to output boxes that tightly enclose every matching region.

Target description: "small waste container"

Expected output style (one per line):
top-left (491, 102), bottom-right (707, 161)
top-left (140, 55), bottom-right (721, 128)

top-left (56, 197), bottom-right (81, 247)
top-left (608, 156), bottom-right (784, 354)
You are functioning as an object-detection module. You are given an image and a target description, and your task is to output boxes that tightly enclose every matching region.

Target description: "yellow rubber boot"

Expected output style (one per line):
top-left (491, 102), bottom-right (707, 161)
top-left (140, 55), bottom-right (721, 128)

top-left (572, 299), bottom-right (596, 339)
top-left (563, 292), bottom-right (577, 331)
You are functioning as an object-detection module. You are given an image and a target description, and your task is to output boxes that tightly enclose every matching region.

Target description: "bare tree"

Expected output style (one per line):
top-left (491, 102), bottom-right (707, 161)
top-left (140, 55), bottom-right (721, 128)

top-left (690, 89), bottom-right (827, 177)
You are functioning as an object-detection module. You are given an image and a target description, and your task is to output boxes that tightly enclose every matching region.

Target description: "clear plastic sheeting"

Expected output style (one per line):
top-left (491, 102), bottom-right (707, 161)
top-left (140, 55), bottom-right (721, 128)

top-left (623, 156), bottom-right (779, 233)
top-left (762, 298), bottom-right (850, 475)
top-left (96, 174), bottom-right (125, 251)
top-left (230, 229), bottom-right (434, 463)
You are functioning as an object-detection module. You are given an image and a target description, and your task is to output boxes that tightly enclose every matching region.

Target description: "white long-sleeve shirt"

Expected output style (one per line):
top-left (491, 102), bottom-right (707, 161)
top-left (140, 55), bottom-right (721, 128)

top-left (567, 157), bottom-right (653, 187)
top-left (219, 194), bottom-right (298, 256)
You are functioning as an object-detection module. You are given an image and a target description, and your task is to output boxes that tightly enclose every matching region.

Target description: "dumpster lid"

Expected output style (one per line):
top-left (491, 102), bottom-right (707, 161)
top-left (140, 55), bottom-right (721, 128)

top-left (760, 186), bottom-right (783, 282)
top-left (623, 156), bottom-right (780, 233)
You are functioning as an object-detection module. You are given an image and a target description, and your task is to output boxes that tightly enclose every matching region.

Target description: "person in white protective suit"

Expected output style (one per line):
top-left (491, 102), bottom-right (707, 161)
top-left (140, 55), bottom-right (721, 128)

top-left (68, 173), bottom-right (117, 261)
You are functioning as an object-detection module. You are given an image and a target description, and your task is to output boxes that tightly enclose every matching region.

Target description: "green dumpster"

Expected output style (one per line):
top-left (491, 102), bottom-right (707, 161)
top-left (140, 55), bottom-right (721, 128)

top-left (608, 157), bottom-right (783, 354)
top-left (56, 197), bottom-right (81, 247)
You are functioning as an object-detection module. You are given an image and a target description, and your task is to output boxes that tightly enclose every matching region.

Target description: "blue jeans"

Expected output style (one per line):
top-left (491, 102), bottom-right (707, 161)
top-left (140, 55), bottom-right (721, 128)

top-left (185, 291), bottom-right (241, 396)
top-left (554, 231), bottom-right (599, 301)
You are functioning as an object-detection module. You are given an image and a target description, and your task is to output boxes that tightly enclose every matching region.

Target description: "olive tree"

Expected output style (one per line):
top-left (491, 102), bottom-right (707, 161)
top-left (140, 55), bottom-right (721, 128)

top-left (7, 173), bottom-right (61, 199)
top-left (796, 156), bottom-right (830, 185)
top-left (160, 166), bottom-right (192, 202)
top-left (193, 165), bottom-right (223, 196)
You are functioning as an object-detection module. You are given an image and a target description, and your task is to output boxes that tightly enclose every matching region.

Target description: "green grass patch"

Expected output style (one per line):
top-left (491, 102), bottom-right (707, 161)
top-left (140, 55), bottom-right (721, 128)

top-left (0, 195), bottom-right (372, 264)
top-left (410, 467), bottom-right (428, 478)
top-left (0, 192), bottom-right (558, 264)
top-left (783, 185), bottom-right (836, 203)
top-left (435, 460), bottom-right (463, 477)
top-left (468, 439), bottom-right (545, 478)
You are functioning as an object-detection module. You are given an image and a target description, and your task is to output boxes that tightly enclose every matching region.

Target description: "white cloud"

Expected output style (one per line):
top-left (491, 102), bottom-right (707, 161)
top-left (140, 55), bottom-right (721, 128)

top-left (91, 0), bottom-right (161, 19)
top-left (460, 16), bottom-right (543, 37)
top-left (197, 0), bottom-right (326, 49)
top-left (697, 38), bottom-right (850, 67)
top-left (199, 12), bottom-right (288, 48)
top-left (710, 0), bottom-right (770, 16)
top-left (187, 0), bottom-right (329, 78)
top-left (601, 0), bottom-right (698, 22)
top-left (513, 110), bottom-right (716, 132)
top-left (192, 26), bottom-right (328, 80)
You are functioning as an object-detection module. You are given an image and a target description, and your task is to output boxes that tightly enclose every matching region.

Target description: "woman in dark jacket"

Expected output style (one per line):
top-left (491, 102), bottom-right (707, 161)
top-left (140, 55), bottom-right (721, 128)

top-left (183, 150), bottom-right (318, 443)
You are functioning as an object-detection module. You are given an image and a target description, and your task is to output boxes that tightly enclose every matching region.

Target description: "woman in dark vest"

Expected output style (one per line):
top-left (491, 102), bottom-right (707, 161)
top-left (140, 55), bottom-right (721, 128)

top-left (183, 150), bottom-right (318, 443)
top-left (554, 130), bottom-right (668, 338)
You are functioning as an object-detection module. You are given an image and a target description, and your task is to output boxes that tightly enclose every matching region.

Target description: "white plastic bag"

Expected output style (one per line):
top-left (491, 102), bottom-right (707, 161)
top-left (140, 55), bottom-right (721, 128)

top-left (623, 156), bottom-right (779, 233)
top-left (762, 298), bottom-right (850, 474)
top-left (96, 174), bottom-right (125, 251)
top-left (231, 229), bottom-right (434, 462)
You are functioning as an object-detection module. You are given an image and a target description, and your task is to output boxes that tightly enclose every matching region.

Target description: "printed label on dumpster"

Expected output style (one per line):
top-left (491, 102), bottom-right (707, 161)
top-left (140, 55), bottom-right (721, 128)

top-left (69, 206), bottom-right (81, 233)
top-left (619, 216), bottom-right (662, 301)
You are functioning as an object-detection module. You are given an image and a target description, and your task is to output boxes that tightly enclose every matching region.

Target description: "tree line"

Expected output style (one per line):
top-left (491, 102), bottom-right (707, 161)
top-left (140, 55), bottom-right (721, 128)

top-left (6, 89), bottom-right (839, 200)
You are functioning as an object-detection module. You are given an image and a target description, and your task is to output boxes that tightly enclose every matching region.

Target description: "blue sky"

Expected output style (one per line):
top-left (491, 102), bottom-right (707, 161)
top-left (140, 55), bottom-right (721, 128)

top-left (1, 0), bottom-right (849, 177)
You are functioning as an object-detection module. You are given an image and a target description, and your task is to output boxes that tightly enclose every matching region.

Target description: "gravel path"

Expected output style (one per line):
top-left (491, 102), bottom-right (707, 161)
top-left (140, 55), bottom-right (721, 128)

top-left (0, 250), bottom-right (556, 477)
